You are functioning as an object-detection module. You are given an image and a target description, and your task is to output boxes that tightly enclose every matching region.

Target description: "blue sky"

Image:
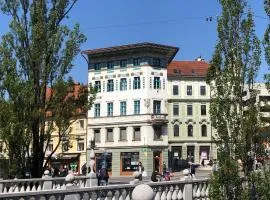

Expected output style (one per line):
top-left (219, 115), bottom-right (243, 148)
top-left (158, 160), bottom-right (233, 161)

top-left (0, 0), bottom-right (268, 84)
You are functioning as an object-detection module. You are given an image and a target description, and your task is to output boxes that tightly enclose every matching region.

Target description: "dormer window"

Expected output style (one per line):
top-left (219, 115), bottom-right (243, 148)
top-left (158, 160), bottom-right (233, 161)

top-left (120, 59), bottom-right (127, 68)
top-left (153, 58), bottom-right (160, 67)
top-left (94, 63), bottom-right (101, 71)
top-left (174, 69), bottom-right (181, 74)
top-left (191, 69), bottom-right (196, 75)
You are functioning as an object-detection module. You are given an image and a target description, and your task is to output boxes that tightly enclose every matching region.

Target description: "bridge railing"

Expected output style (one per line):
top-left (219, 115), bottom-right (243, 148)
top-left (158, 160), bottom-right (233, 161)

top-left (0, 177), bottom-right (210, 200)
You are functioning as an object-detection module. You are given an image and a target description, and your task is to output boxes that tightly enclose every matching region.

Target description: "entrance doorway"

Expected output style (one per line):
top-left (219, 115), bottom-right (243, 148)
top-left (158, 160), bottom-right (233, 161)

top-left (187, 146), bottom-right (195, 163)
top-left (153, 151), bottom-right (162, 173)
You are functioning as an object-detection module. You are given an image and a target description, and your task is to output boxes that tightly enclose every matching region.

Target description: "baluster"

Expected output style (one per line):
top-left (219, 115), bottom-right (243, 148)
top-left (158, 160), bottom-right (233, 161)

top-left (119, 189), bottom-right (127, 200)
top-left (200, 182), bottom-right (206, 197)
top-left (91, 191), bottom-right (98, 200)
top-left (20, 184), bottom-right (25, 192)
top-left (154, 186), bottom-right (162, 200)
top-left (113, 189), bottom-right (120, 200)
top-left (205, 183), bottom-right (209, 198)
top-left (192, 183), bottom-right (197, 197)
top-left (31, 182), bottom-right (37, 192)
top-left (166, 185), bottom-right (173, 200)
top-left (196, 183), bottom-right (202, 198)
top-left (177, 184), bottom-right (183, 200)
top-left (13, 184), bottom-right (19, 193)
top-left (172, 185), bottom-right (178, 200)
top-left (106, 190), bottom-right (113, 200)
top-left (26, 183), bottom-right (30, 192)
top-left (3, 185), bottom-right (7, 193)
top-left (82, 192), bottom-right (90, 200)
top-left (37, 181), bottom-right (42, 191)
top-left (124, 188), bottom-right (131, 200)
top-left (160, 186), bottom-right (167, 200)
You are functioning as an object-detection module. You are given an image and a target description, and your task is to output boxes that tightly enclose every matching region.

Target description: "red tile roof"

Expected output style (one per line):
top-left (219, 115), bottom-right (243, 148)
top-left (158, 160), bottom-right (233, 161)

top-left (167, 60), bottom-right (209, 78)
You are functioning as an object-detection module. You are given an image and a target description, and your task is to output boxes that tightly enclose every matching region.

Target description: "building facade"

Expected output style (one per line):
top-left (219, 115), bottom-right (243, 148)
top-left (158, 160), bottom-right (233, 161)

top-left (84, 43), bottom-right (179, 176)
top-left (167, 60), bottom-right (217, 171)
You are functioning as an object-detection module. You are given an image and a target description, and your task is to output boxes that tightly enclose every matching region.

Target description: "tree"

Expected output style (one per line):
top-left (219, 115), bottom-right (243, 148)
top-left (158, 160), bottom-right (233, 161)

top-left (0, 0), bottom-right (94, 178)
top-left (207, 0), bottom-right (261, 199)
top-left (264, 0), bottom-right (270, 88)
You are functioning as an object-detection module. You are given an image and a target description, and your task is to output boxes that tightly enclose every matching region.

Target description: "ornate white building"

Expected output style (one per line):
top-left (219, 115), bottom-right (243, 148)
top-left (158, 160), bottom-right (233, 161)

top-left (83, 43), bottom-right (179, 176)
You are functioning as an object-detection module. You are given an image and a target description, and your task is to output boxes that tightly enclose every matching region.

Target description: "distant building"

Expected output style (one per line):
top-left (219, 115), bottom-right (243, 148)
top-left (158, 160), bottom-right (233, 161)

top-left (167, 59), bottom-right (217, 170)
top-left (83, 43), bottom-right (179, 176)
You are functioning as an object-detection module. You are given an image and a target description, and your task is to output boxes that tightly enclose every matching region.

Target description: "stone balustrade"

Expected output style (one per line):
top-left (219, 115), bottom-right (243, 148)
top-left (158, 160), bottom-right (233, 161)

top-left (0, 175), bottom-right (89, 193)
top-left (0, 177), bottom-right (210, 200)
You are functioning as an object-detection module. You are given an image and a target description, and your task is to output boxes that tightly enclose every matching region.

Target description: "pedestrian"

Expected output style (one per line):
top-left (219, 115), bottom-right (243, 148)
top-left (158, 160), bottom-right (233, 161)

top-left (81, 163), bottom-right (87, 175)
top-left (97, 166), bottom-right (109, 186)
top-left (151, 169), bottom-right (162, 182)
top-left (164, 170), bottom-right (171, 181)
top-left (138, 161), bottom-right (144, 181)
top-left (162, 162), bottom-right (167, 176)
top-left (190, 163), bottom-right (196, 179)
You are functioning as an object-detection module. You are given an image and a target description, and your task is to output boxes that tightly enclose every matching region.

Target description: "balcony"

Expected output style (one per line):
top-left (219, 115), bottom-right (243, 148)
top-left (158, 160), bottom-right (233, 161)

top-left (151, 114), bottom-right (168, 124)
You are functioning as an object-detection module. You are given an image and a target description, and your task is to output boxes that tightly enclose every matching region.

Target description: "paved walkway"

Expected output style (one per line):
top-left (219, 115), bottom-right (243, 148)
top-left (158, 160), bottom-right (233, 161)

top-left (108, 166), bottom-right (212, 185)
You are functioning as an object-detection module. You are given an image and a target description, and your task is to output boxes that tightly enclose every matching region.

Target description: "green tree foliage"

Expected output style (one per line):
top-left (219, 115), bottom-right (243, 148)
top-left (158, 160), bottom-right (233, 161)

top-left (0, 0), bottom-right (94, 178)
top-left (207, 0), bottom-right (261, 199)
top-left (264, 0), bottom-right (270, 88)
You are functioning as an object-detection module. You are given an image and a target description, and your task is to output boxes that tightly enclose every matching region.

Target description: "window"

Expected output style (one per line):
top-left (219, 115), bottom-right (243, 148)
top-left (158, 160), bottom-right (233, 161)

top-left (94, 63), bottom-right (101, 71)
top-left (107, 80), bottom-right (114, 92)
top-left (121, 152), bottom-right (139, 171)
top-left (120, 78), bottom-right (127, 91)
top-left (188, 125), bottom-right (193, 137)
top-left (107, 102), bottom-right (113, 116)
top-left (62, 141), bottom-right (69, 152)
top-left (106, 128), bottom-right (114, 142)
top-left (187, 105), bottom-right (193, 116)
top-left (201, 105), bottom-right (206, 116)
top-left (48, 143), bottom-right (53, 152)
top-left (153, 100), bottom-right (161, 114)
top-left (77, 140), bottom-right (84, 151)
top-left (133, 77), bottom-right (141, 89)
top-left (134, 100), bottom-right (140, 114)
top-left (120, 101), bottom-right (127, 116)
top-left (174, 124), bottom-right (179, 137)
top-left (202, 125), bottom-right (207, 137)
top-left (187, 85), bottom-right (192, 95)
top-left (133, 127), bottom-right (141, 141)
top-left (94, 129), bottom-right (100, 142)
top-left (120, 59), bottom-right (127, 68)
top-left (119, 128), bottom-right (127, 141)
top-left (153, 77), bottom-right (161, 89)
top-left (94, 104), bottom-right (100, 117)
top-left (173, 85), bottom-right (179, 95)
top-left (173, 104), bottom-right (179, 116)
top-left (153, 58), bottom-right (160, 66)
top-left (200, 86), bottom-right (206, 96)
top-left (94, 81), bottom-right (101, 92)
top-left (79, 120), bottom-right (84, 129)
top-left (133, 58), bottom-right (140, 66)
top-left (107, 61), bottom-right (114, 70)
top-left (154, 125), bottom-right (162, 140)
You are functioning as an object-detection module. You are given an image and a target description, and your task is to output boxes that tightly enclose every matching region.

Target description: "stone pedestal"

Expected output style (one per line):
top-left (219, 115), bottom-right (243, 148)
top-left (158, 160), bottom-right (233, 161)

top-left (86, 172), bottom-right (98, 187)
top-left (42, 170), bottom-right (52, 190)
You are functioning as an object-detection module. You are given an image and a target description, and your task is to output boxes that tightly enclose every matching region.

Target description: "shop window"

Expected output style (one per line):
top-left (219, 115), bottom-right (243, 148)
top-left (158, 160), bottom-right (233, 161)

top-left (121, 152), bottom-right (139, 171)
top-left (188, 125), bottom-right (193, 137)
top-left (96, 153), bottom-right (112, 172)
top-left (201, 125), bottom-right (207, 137)
top-left (133, 127), bottom-right (141, 141)
top-left (120, 128), bottom-right (127, 141)
top-left (174, 124), bottom-right (179, 137)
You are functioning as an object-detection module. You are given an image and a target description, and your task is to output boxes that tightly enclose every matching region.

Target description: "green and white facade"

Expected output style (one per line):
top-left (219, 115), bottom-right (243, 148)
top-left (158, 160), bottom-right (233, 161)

top-left (84, 43), bottom-right (179, 176)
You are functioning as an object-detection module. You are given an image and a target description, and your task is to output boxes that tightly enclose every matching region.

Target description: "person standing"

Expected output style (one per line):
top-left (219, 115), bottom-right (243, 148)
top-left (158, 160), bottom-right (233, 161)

top-left (138, 162), bottom-right (144, 181)
top-left (97, 166), bottom-right (109, 186)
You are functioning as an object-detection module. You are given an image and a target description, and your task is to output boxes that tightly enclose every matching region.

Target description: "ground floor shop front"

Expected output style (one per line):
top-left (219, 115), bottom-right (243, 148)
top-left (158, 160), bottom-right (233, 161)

top-left (168, 142), bottom-right (217, 172)
top-left (87, 147), bottom-right (168, 177)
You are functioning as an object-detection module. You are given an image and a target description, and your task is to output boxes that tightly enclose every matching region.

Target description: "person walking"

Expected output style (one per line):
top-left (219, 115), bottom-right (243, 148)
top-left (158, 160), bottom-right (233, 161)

top-left (151, 169), bottom-right (162, 182)
top-left (97, 166), bottom-right (109, 186)
top-left (190, 163), bottom-right (196, 179)
top-left (138, 161), bottom-right (144, 181)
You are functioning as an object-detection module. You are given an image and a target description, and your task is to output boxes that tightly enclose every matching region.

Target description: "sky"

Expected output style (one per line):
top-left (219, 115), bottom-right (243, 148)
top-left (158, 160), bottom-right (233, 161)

top-left (0, 0), bottom-right (268, 84)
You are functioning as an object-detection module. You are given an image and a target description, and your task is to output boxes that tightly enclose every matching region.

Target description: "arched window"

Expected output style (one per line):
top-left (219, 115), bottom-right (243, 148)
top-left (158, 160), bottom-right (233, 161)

top-left (201, 125), bottom-right (207, 137)
top-left (188, 125), bottom-right (193, 137)
top-left (174, 124), bottom-right (179, 137)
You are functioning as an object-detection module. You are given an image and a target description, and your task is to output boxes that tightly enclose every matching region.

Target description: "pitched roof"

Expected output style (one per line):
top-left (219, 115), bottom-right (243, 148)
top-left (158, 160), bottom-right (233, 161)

top-left (167, 60), bottom-right (209, 78)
